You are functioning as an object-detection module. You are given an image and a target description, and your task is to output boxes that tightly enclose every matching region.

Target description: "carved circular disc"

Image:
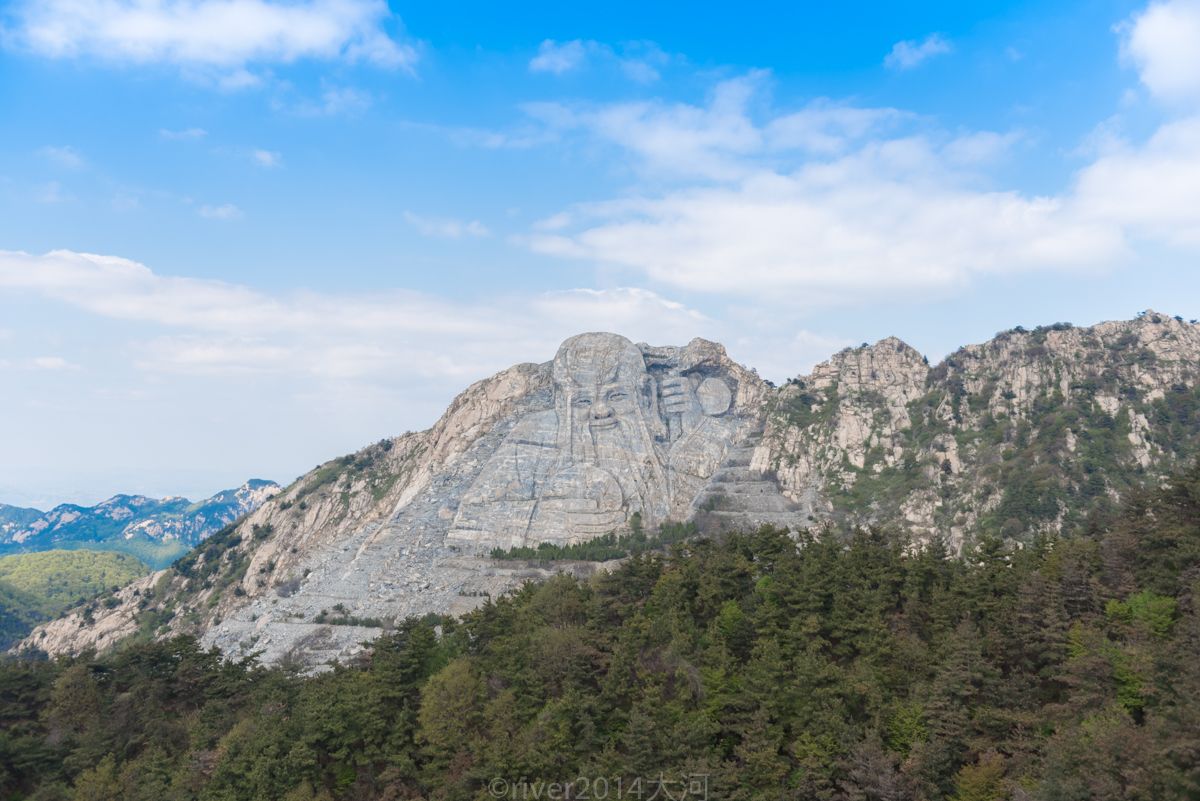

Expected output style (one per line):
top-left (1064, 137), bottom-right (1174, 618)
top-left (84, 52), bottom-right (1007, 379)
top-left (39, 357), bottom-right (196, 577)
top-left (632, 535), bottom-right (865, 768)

top-left (697, 377), bottom-right (733, 416)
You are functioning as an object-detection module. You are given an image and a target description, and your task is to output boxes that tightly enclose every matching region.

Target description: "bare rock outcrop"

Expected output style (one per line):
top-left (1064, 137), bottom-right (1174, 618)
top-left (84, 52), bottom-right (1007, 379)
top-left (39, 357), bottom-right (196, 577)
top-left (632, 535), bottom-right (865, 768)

top-left (22, 313), bottom-right (1200, 666)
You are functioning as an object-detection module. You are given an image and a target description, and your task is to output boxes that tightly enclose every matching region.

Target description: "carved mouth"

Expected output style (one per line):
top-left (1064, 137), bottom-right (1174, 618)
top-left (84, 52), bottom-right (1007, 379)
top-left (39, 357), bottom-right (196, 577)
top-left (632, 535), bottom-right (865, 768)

top-left (590, 418), bottom-right (618, 430)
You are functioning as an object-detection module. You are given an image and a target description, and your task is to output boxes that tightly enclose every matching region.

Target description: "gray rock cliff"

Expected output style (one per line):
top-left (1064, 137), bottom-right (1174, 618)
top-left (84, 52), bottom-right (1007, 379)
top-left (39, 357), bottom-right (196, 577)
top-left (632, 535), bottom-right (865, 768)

top-left (22, 315), bottom-right (1200, 666)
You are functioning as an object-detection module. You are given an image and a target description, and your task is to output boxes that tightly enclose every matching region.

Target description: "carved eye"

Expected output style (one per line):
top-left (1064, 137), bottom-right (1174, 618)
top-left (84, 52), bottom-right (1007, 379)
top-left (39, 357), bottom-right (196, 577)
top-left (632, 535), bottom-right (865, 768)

top-left (573, 397), bottom-right (592, 407)
top-left (607, 391), bottom-right (628, 403)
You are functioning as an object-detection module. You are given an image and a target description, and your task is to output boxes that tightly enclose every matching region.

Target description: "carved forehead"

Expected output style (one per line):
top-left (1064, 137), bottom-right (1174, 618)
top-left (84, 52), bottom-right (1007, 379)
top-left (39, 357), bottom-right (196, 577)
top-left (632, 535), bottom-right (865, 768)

top-left (552, 333), bottom-right (646, 387)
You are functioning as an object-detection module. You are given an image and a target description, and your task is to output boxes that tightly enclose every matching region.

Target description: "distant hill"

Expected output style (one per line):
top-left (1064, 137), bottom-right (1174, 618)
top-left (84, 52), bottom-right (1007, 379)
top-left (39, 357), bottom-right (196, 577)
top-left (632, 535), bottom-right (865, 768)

top-left (0, 480), bottom-right (280, 568)
top-left (0, 503), bottom-right (42, 541)
top-left (0, 549), bottom-right (147, 649)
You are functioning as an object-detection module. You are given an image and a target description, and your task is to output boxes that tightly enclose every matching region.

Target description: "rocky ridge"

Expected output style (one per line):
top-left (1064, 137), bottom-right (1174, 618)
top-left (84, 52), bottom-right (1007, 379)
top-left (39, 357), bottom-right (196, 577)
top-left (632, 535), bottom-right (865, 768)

top-left (0, 480), bottom-right (282, 568)
top-left (21, 313), bottom-right (1200, 666)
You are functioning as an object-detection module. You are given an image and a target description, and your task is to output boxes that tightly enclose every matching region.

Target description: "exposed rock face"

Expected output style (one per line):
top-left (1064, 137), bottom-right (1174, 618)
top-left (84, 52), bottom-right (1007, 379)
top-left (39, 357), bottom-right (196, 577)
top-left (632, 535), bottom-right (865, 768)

top-left (760, 312), bottom-right (1200, 548)
top-left (757, 337), bottom-right (930, 511)
top-left (448, 333), bottom-right (763, 548)
top-left (21, 335), bottom-right (772, 666)
top-left (21, 314), bottom-right (1200, 667)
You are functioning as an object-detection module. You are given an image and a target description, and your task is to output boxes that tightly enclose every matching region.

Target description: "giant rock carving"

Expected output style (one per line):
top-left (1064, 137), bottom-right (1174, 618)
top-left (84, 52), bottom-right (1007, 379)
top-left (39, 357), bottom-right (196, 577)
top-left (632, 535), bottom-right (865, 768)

top-left (448, 333), bottom-right (748, 548)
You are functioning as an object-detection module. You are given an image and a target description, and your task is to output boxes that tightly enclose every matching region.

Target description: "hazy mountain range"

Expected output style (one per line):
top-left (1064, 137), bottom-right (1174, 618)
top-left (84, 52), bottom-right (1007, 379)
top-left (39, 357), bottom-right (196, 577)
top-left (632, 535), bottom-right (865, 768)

top-left (0, 479), bottom-right (281, 569)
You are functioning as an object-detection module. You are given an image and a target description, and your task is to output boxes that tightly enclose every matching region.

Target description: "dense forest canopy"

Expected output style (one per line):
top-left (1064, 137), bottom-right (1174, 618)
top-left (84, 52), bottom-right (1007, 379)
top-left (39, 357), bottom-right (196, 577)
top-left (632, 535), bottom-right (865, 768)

top-left (4, 464), bottom-right (1200, 801)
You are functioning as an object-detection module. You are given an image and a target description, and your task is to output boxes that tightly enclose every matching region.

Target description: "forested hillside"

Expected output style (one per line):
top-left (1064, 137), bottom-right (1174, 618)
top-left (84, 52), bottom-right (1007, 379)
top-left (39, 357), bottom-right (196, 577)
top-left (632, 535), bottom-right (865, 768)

top-left (0, 550), bottom-right (146, 649)
top-left (4, 461), bottom-right (1200, 800)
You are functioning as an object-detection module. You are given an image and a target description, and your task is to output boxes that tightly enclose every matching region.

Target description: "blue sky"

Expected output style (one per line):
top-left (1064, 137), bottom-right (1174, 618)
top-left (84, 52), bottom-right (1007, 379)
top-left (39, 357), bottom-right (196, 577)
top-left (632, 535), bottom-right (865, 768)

top-left (2, 0), bottom-right (1200, 507)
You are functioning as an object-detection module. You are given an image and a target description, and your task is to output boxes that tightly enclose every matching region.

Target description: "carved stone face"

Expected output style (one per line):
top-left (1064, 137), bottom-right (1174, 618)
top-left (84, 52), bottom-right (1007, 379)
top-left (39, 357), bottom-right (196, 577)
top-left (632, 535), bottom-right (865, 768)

top-left (552, 333), bottom-right (660, 464)
top-left (448, 332), bottom-right (746, 548)
top-left (549, 333), bottom-right (667, 518)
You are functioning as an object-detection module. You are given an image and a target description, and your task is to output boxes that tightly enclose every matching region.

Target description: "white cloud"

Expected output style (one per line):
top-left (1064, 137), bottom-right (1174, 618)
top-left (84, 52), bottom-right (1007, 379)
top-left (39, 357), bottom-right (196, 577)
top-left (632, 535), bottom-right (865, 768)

top-left (198, 203), bottom-right (243, 220)
top-left (213, 67), bottom-right (264, 90)
top-left (529, 38), bottom-right (669, 82)
top-left (1073, 115), bottom-right (1200, 244)
top-left (523, 74), bottom-right (765, 181)
top-left (765, 102), bottom-right (907, 156)
top-left (159, 127), bottom-right (207, 140)
top-left (942, 130), bottom-right (1022, 165)
top-left (403, 211), bottom-right (489, 239)
top-left (1122, 0), bottom-right (1200, 104)
top-left (885, 34), bottom-right (952, 70)
top-left (37, 145), bottom-right (84, 168)
top-left (523, 76), bottom-right (914, 182)
top-left (616, 41), bottom-right (670, 83)
top-left (529, 174), bottom-right (1119, 302)
top-left (278, 84), bottom-right (372, 116)
top-left (530, 39), bottom-right (588, 74)
top-left (520, 72), bottom-right (1200, 302)
top-left (8, 0), bottom-right (417, 72)
top-left (28, 356), bottom-right (78, 371)
top-left (253, 149), bottom-right (282, 168)
top-left (0, 249), bottom-right (722, 383)
top-left (315, 85), bottom-right (371, 114)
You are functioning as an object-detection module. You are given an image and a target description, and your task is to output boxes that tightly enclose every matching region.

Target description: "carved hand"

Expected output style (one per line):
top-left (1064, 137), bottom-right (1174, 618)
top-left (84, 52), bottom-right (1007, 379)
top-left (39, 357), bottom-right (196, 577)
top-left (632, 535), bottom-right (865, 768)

top-left (659, 376), bottom-right (701, 440)
top-left (660, 376), bottom-right (699, 413)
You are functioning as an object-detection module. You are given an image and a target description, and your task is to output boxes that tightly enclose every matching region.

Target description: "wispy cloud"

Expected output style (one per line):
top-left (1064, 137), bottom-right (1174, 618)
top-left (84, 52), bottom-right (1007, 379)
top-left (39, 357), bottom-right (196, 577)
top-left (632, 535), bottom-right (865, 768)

top-left (884, 34), bottom-right (952, 70)
top-left (277, 84), bottom-right (372, 116)
top-left (28, 356), bottom-right (78, 371)
top-left (519, 74), bottom-right (907, 181)
top-left (518, 68), bottom-right (1200, 304)
top-left (159, 127), bottom-right (207, 140)
top-left (529, 38), bottom-right (670, 82)
top-left (529, 39), bottom-right (588, 74)
top-left (253, 149), bottom-right (282, 168)
top-left (403, 211), bottom-right (489, 239)
top-left (198, 203), bottom-right (243, 220)
top-left (0, 249), bottom-right (718, 383)
top-left (37, 145), bottom-right (84, 168)
top-left (7, 0), bottom-right (418, 79)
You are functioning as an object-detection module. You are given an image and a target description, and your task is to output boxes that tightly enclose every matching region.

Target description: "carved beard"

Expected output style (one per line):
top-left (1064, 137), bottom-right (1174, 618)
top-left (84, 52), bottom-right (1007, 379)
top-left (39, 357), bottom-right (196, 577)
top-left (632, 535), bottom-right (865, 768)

top-left (557, 379), bottom-right (670, 521)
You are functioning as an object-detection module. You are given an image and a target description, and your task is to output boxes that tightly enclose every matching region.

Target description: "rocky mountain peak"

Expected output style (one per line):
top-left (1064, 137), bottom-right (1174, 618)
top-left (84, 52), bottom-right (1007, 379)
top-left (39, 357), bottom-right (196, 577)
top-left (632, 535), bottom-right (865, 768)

top-left (22, 315), bottom-right (1200, 668)
top-left (808, 336), bottom-right (929, 398)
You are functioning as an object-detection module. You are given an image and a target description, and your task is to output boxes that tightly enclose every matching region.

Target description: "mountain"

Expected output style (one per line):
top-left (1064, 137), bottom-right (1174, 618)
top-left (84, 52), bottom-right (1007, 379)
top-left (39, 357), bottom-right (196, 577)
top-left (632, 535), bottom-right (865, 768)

top-left (20, 312), bottom-right (1200, 667)
top-left (0, 479), bottom-right (281, 568)
top-left (0, 503), bottom-right (42, 541)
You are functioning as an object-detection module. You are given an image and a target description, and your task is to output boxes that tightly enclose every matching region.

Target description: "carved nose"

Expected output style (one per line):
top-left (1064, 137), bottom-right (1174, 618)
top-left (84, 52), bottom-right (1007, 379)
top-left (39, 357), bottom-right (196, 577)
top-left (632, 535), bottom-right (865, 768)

top-left (592, 402), bottom-right (612, 419)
